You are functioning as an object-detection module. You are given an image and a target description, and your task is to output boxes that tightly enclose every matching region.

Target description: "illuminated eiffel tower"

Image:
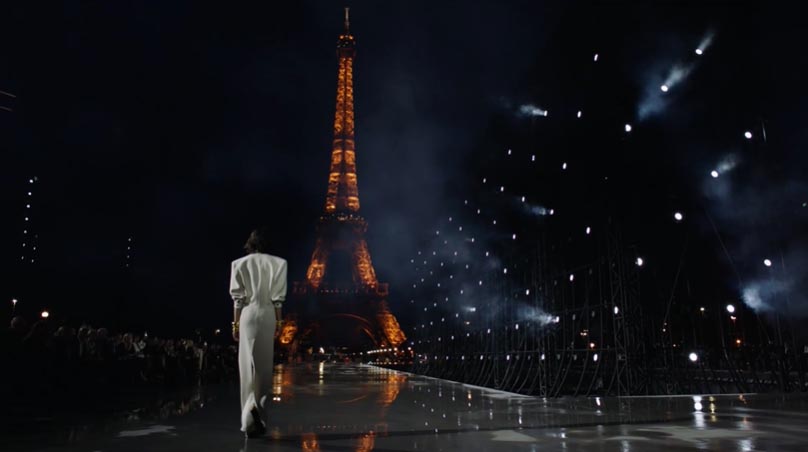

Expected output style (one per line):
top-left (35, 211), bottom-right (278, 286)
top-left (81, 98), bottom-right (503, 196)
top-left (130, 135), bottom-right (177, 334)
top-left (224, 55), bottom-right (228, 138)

top-left (286, 9), bottom-right (405, 350)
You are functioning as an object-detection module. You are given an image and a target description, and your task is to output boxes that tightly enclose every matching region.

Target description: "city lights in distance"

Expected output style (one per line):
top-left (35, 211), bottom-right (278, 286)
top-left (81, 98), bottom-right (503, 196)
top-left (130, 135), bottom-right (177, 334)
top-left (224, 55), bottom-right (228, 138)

top-left (689, 352), bottom-right (699, 362)
top-left (763, 259), bottom-right (772, 267)
top-left (726, 304), bottom-right (736, 314)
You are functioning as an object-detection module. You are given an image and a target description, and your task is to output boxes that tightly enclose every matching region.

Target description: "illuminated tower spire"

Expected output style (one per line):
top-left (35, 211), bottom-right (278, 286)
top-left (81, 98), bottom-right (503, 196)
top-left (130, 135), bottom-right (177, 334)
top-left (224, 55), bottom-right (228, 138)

top-left (325, 7), bottom-right (360, 213)
top-left (292, 11), bottom-right (406, 349)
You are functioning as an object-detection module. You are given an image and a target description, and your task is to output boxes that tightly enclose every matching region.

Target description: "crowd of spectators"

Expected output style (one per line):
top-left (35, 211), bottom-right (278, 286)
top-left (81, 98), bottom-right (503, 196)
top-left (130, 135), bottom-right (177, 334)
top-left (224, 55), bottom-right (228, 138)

top-left (1, 315), bottom-right (238, 414)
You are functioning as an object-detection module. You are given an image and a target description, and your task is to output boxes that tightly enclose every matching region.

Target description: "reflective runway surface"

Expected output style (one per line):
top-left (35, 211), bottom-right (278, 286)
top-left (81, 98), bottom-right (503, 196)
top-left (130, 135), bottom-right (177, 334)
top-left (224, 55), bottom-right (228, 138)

top-left (6, 363), bottom-right (808, 451)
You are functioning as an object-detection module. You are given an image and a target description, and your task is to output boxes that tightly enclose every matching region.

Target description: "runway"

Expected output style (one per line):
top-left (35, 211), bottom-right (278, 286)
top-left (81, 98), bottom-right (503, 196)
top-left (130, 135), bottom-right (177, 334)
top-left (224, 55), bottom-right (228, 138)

top-left (6, 363), bottom-right (808, 451)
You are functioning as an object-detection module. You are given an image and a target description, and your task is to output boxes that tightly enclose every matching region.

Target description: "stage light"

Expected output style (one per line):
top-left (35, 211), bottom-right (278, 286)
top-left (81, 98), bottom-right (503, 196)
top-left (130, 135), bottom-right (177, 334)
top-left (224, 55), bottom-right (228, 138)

top-left (503, 268), bottom-right (508, 274)
top-left (660, 84), bottom-right (669, 92)
top-left (525, 289), bottom-right (530, 295)
top-left (763, 259), bottom-right (772, 267)
top-left (593, 353), bottom-right (599, 362)
top-left (40, 310), bottom-right (49, 319)
top-left (569, 274), bottom-right (574, 282)
top-left (531, 154), bottom-right (536, 162)
top-left (744, 131), bottom-right (753, 139)
top-left (700, 307), bottom-right (705, 313)
top-left (636, 257), bottom-right (644, 267)
top-left (695, 48), bottom-right (703, 55)
top-left (726, 304), bottom-right (736, 314)
top-left (624, 124), bottom-right (632, 132)
top-left (29, 179), bottom-right (34, 184)
top-left (593, 53), bottom-right (599, 61)
top-left (512, 234), bottom-right (517, 240)
top-left (711, 170), bottom-right (719, 178)
top-left (562, 162), bottom-right (567, 170)
top-left (674, 212), bottom-right (684, 221)
top-left (549, 209), bottom-right (554, 215)
top-left (577, 110), bottom-right (582, 118)
top-left (689, 352), bottom-right (698, 362)
top-left (507, 149), bottom-right (512, 156)
top-left (521, 196), bottom-right (526, 202)
top-left (586, 226), bottom-right (591, 235)
top-left (589, 342), bottom-right (596, 349)
top-left (613, 306), bottom-right (619, 315)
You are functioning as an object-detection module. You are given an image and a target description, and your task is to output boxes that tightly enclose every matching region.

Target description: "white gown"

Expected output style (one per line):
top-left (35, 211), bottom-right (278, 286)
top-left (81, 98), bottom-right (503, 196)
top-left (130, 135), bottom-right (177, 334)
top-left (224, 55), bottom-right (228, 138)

top-left (229, 252), bottom-right (287, 432)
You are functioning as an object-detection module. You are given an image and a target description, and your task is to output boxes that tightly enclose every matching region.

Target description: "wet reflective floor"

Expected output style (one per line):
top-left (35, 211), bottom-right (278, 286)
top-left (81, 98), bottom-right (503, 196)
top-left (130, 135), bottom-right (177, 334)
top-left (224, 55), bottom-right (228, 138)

top-left (6, 363), bottom-right (808, 451)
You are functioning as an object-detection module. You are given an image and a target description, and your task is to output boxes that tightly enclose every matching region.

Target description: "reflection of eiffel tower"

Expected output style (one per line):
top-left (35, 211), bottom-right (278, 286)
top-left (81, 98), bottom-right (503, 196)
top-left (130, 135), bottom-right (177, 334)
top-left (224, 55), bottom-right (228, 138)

top-left (287, 9), bottom-right (405, 349)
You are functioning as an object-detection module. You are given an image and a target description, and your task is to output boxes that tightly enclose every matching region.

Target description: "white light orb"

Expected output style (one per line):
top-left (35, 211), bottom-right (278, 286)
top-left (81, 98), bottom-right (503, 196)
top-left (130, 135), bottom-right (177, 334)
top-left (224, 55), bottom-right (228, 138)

top-left (711, 170), bottom-right (719, 178)
top-left (695, 48), bottom-right (703, 55)
top-left (660, 84), bottom-right (669, 92)
top-left (674, 212), bottom-right (684, 221)
top-left (624, 124), bottom-right (632, 132)
top-left (593, 353), bottom-right (599, 362)
top-left (593, 53), bottom-right (599, 62)
top-left (744, 131), bottom-right (753, 139)
top-left (562, 162), bottom-right (567, 170)
top-left (689, 352), bottom-right (698, 362)
top-left (569, 274), bottom-right (575, 282)
top-left (577, 110), bottom-right (582, 118)
top-left (613, 306), bottom-right (620, 315)
top-left (40, 310), bottom-right (49, 319)
top-left (636, 257), bottom-right (644, 267)
top-left (763, 259), bottom-right (772, 267)
top-left (726, 304), bottom-right (736, 314)
top-left (586, 226), bottom-right (591, 235)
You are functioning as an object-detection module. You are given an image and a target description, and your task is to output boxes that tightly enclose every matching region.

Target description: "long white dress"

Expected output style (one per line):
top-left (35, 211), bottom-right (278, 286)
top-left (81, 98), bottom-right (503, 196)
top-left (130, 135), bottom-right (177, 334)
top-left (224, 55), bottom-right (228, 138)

top-left (229, 252), bottom-right (287, 432)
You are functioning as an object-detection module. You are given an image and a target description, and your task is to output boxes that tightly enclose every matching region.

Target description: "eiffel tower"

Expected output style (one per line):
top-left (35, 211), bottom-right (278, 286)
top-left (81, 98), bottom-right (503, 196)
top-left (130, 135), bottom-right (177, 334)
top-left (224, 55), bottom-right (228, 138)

top-left (286, 9), bottom-right (405, 350)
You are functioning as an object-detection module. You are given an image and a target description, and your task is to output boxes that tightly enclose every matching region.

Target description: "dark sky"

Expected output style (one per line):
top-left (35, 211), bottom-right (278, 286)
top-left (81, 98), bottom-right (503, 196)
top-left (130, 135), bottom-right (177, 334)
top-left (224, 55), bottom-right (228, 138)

top-left (2, 1), bottom-right (806, 336)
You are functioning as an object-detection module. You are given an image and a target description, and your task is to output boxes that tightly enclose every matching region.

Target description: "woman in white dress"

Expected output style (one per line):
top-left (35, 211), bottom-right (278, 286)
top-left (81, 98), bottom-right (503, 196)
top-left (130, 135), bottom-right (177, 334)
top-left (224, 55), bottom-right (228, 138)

top-left (229, 228), bottom-right (287, 438)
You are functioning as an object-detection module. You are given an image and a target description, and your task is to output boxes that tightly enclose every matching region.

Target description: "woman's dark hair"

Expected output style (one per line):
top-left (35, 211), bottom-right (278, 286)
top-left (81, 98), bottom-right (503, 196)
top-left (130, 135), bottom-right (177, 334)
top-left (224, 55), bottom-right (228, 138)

top-left (244, 228), bottom-right (271, 254)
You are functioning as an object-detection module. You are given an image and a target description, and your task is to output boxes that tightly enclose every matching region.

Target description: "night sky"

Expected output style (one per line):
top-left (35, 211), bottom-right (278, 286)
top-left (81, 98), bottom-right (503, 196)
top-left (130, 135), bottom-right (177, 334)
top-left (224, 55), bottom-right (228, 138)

top-left (2, 1), bottom-right (806, 336)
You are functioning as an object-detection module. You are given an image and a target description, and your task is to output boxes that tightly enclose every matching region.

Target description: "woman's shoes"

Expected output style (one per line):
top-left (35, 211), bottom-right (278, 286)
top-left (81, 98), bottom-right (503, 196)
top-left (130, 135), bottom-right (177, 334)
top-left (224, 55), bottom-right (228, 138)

top-left (245, 406), bottom-right (266, 438)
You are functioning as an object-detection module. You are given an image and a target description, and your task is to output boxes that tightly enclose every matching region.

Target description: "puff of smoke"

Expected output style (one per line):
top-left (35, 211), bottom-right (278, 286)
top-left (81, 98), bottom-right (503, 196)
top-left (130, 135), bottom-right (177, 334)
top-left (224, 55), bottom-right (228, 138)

top-left (697, 31), bottom-right (716, 55)
top-left (517, 104), bottom-right (548, 118)
top-left (715, 154), bottom-right (739, 174)
top-left (515, 304), bottom-right (556, 327)
top-left (638, 63), bottom-right (694, 120)
top-left (523, 202), bottom-right (550, 217)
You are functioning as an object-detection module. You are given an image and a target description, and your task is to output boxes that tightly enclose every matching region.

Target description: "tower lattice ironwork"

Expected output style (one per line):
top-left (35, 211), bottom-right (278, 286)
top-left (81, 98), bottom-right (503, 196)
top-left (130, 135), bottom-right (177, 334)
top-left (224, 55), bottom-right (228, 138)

top-left (286, 9), bottom-right (405, 349)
